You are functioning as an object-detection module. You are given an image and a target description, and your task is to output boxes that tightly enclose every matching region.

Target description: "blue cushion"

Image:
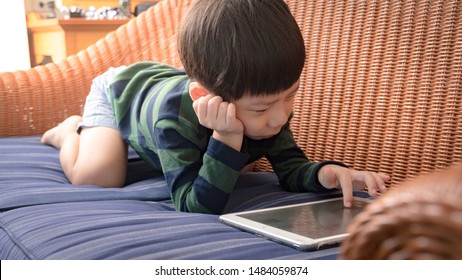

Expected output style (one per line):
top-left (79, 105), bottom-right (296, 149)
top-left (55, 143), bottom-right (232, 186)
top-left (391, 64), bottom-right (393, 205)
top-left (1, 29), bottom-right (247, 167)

top-left (0, 137), bottom-right (170, 210)
top-left (0, 136), bottom-right (342, 259)
top-left (0, 200), bottom-right (338, 259)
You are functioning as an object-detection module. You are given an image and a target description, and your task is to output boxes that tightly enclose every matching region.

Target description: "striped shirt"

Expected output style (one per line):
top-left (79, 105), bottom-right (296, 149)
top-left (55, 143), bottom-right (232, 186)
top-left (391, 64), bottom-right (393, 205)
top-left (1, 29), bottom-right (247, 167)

top-left (109, 62), bottom-right (342, 214)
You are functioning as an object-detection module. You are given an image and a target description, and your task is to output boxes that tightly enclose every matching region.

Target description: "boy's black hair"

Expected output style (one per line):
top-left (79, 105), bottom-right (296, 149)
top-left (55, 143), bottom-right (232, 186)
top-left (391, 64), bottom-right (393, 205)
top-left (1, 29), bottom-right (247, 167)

top-left (178, 0), bottom-right (306, 101)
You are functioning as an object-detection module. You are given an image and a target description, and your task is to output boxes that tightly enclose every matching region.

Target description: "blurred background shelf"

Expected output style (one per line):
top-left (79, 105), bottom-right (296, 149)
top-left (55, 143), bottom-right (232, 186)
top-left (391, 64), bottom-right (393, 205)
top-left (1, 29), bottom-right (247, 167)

top-left (27, 18), bottom-right (129, 66)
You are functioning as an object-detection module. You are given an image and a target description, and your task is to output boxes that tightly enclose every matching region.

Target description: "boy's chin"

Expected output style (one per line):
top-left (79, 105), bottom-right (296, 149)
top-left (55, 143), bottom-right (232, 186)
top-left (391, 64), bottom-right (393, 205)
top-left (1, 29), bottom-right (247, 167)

top-left (247, 134), bottom-right (277, 140)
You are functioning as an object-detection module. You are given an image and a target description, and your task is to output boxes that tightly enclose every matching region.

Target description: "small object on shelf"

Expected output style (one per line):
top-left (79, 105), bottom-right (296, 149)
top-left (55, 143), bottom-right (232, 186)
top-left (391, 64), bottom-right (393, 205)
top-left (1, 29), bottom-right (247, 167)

top-left (119, 0), bottom-right (131, 18)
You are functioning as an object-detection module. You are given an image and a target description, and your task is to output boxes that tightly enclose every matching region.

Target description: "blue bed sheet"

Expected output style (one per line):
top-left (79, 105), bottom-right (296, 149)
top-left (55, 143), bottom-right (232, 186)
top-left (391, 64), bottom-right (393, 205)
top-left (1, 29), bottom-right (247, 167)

top-left (0, 136), bottom-right (341, 259)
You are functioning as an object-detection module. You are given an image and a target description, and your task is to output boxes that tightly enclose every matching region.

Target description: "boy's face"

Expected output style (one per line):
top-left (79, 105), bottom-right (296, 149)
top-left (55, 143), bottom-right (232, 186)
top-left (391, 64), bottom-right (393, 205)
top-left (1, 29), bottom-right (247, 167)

top-left (233, 80), bottom-right (300, 140)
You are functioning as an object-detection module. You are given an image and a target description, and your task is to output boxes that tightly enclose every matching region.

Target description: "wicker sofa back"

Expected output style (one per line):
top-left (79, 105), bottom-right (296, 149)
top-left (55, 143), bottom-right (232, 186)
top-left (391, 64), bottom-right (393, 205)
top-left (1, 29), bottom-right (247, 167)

top-left (0, 0), bottom-right (461, 188)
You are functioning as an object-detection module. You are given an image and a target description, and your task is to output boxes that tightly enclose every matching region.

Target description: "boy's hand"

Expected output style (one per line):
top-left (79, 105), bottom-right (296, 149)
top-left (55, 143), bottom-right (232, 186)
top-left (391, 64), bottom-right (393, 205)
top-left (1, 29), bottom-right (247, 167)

top-left (192, 94), bottom-right (244, 151)
top-left (318, 164), bottom-right (390, 207)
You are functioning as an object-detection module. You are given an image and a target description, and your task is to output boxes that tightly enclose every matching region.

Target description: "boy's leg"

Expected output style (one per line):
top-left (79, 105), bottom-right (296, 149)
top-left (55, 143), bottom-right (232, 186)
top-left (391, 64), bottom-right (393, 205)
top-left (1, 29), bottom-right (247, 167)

top-left (65, 126), bottom-right (127, 188)
top-left (42, 66), bottom-right (128, 188)
top-left (42, 116), bottom-right (127, 188)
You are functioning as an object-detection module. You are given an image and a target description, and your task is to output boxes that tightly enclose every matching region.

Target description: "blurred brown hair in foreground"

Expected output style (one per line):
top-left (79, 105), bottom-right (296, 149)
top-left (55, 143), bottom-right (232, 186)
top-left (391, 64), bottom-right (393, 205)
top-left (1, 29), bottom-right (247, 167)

top-left (340, 163), bottom-right (462, 260)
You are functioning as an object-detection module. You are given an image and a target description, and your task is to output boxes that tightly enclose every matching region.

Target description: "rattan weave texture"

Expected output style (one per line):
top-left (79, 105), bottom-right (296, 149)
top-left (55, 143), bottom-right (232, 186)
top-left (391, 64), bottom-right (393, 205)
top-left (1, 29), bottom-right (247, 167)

top-left (341, 163), bottom-right (462, 259)
top-left (0, 0), bottom-right (461, 188)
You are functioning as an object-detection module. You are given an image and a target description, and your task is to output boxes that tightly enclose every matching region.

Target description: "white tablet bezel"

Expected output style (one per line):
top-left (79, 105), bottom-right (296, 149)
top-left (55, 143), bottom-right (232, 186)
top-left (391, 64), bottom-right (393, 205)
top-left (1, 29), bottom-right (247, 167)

top-left (219, 196), bottom-right (371, 251)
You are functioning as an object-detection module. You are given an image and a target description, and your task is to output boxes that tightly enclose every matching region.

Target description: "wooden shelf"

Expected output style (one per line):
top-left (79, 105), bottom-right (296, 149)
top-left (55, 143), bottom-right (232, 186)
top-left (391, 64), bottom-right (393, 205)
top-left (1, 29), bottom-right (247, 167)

top-left (27, 18), bottom-right (129, 66)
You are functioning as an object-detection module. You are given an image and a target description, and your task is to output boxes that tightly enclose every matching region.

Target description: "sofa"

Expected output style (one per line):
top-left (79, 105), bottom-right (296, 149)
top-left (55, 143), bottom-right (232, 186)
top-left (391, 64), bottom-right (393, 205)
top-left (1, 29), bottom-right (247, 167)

top-left (0, 0), bottom-right (461, 259)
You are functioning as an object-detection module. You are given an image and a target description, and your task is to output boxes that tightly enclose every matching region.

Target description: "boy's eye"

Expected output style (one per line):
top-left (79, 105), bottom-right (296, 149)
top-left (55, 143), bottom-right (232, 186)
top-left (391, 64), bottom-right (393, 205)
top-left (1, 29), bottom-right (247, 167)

top-left (254, 109), bottom-right (267, 113)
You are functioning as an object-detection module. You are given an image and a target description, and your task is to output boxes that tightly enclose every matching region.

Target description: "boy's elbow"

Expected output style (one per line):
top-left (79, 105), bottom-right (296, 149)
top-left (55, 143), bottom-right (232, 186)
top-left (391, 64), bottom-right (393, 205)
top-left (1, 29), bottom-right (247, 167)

top-left (177, 200), bottom-right (217, 214)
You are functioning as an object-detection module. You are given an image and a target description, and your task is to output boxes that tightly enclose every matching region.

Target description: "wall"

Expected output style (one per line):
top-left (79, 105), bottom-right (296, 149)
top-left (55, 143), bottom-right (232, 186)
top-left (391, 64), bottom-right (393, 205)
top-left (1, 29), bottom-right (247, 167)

top-left (0, 2), bottom-right (30, 72)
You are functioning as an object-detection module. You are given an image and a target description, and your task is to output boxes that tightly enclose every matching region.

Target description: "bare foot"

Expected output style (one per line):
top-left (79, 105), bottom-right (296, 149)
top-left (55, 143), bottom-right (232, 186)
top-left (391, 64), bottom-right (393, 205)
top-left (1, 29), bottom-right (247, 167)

top-left (41, 115), bottom-right (82, 149)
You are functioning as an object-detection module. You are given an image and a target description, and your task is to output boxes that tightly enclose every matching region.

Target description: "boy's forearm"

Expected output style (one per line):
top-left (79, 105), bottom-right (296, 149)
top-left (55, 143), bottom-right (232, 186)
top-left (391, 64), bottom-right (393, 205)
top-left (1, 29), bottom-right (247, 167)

top-left (264, 126), bottom-right (348, 192)
top-left (170, 137), bottom-right (250, 214)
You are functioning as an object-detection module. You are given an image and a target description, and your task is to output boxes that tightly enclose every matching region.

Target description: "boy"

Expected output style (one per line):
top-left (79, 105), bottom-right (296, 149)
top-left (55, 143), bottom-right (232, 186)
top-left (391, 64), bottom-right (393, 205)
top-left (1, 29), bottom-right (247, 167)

top-left (42, 0), bottom-right (389, 214)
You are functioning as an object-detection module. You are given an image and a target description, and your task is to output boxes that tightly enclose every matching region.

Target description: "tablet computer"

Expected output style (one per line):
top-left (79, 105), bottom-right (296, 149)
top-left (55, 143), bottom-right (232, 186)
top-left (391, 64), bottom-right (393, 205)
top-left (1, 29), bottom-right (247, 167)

top-left (219, 196), bottom-right (370, 251)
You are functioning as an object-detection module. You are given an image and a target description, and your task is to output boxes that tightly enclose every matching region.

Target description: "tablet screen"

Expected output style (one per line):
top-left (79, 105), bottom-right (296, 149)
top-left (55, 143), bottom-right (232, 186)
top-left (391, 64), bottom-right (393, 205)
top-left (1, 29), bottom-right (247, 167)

top-left (236, 198), bottom-right (368, 239)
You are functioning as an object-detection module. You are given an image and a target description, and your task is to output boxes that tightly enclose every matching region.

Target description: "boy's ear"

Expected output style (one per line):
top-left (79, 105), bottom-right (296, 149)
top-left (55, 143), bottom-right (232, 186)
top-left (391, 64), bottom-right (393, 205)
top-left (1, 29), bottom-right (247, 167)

top-left (189, 82), bottom-right (210, 101)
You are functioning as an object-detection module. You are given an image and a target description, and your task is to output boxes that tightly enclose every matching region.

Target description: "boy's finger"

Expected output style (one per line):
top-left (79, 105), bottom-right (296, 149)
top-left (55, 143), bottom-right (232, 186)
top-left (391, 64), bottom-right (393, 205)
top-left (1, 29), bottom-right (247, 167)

top-left (379, 173), bottom-right (391, 182)
top-left (197, 95), bottom-right (213, 117)
top-left (372, 172), bottom-right (388, 193)
top-left (216, 101), bottom-right (230, 129)
top-left (207, 96), bottom-right (222, 120)
top-left (192, 99), bottom-right (199, 114)
top-left (337, 172), bottom-right (353, 208)
top-left (226, 103), bottom-right (236, 125)
top-left (361, 172), bottom-right (379, 197)
top-left (195, 98), bottom-right (207, 122)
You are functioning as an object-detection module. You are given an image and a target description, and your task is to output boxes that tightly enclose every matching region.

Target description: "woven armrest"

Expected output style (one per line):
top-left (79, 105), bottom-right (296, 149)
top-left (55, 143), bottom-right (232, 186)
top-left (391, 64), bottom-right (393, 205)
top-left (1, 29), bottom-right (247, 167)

top-left (1, 57), bottom-right (93, 136)
top-left (0, 0), bottom-right (185, 137)
top-left (341, 163), bottom-right (462, 259)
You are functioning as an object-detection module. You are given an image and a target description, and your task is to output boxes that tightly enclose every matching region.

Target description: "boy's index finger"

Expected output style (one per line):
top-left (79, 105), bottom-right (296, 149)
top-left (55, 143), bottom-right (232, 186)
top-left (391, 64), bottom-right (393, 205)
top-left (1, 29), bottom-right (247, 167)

top-left (337, 172), bottom-right (353, 208)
